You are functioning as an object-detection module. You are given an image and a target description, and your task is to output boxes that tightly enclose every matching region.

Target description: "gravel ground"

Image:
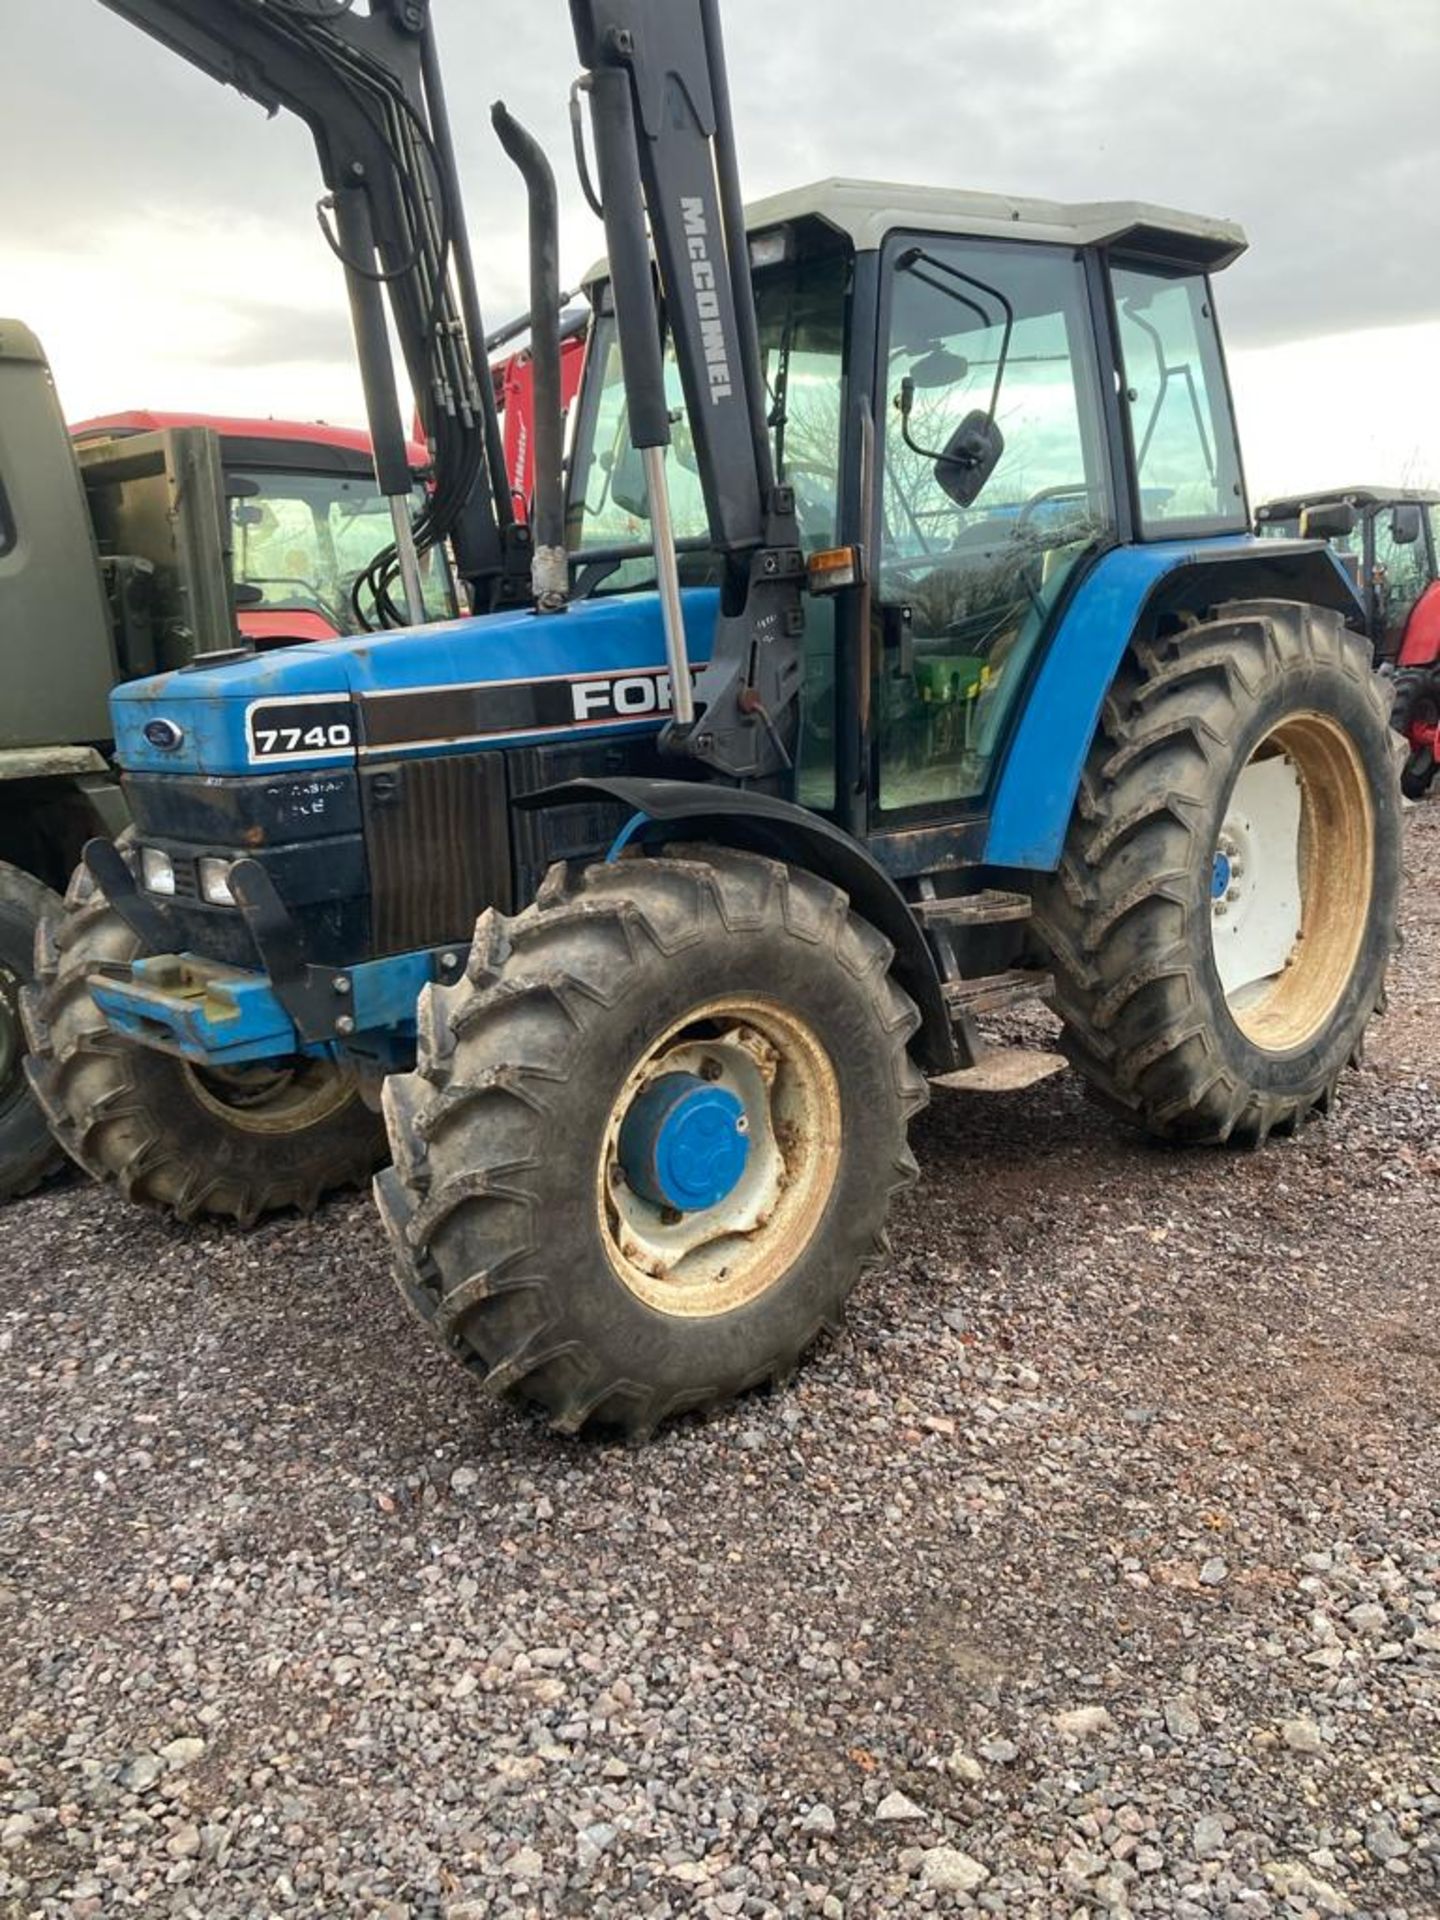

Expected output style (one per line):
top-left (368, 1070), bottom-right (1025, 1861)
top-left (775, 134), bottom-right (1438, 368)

top-left (2, 810), bottom-right (1437, 1920)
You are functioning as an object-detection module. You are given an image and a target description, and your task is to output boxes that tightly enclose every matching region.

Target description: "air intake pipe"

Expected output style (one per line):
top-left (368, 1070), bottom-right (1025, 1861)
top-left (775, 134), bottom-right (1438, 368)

top-left (491, 103), bottom-right (569, 614)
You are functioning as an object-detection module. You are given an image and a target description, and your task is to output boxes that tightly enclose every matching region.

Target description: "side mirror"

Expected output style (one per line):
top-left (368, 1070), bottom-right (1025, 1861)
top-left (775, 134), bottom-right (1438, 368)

top-left (909, 345), bottom-right (969, 391)
top-left (934, 411), bottom-right (1005, 509)
top-left (1299, 501), bottom-right (1357, 540)
top-left (1390, 502), bottom-right (1423, 547)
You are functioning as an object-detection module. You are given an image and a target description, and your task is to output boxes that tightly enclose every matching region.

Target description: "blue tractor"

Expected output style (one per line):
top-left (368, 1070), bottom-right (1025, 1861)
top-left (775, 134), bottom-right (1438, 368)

top-left (27, 0), bottom-right (1400, 1435)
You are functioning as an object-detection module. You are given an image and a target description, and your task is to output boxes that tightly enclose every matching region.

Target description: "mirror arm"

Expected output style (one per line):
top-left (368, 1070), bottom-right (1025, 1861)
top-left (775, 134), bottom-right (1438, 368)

top-left (898, 248), bottom-right (1016, 420)
top-left (897, 376), bottom-right (956, 465)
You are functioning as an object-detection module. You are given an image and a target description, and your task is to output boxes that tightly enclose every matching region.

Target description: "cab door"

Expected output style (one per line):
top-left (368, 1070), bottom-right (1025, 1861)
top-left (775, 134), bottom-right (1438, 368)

top-left (865, 236), bottom-right (1115, 837)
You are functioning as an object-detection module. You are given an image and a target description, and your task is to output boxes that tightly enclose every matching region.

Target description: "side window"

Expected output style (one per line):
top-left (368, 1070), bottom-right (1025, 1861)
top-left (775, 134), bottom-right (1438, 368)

top-left (0, 471), bottom-right (14, 558)
top-left (570, 254), bottom-right (848, 572)
top-left (232, 493), bottom-right (324, 607)
top-left (567, 250), bottom-right (850, 810)
top-left (1111, 264), bottom-right (1244, 534)
top-left (876, 238), bottom-right (1112, 815)
top-left (1371, 507), bottom-right (1431, 635)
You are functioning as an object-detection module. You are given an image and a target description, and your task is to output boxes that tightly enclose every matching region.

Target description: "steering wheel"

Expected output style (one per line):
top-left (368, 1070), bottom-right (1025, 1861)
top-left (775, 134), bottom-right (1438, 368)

top-left (241, 577), bottom-right (345, 628)
top-left (1013, 485), bottom-right (1093, 539)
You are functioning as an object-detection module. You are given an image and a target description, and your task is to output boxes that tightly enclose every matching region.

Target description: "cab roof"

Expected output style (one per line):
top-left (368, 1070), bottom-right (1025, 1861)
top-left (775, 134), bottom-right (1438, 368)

top-left (1258, 485), bottom-right (1440, 519)
top-left (583, 176), bottom-right (1248, 285)
top-left (70, 410), bottom-right (430, 476)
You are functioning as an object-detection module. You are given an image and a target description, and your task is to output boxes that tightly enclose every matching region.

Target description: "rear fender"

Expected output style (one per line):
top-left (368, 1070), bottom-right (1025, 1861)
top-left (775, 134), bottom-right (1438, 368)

top-left (984, 538), bottom-right (1366, 870)
top-left (519, 778), bottom-right (959, 1074)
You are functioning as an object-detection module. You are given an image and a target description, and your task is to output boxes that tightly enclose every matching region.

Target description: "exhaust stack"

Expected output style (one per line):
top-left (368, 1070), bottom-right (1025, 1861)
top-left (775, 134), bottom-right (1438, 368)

top-left (492, 103), bottom-right (569, 614)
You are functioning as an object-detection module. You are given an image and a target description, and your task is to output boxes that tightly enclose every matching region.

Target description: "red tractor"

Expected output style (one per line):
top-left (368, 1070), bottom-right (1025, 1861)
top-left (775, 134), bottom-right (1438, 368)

top-left (1257, 487), bottom-right (1440, 797)
top-left (71, 412), bottom-right (451, 643)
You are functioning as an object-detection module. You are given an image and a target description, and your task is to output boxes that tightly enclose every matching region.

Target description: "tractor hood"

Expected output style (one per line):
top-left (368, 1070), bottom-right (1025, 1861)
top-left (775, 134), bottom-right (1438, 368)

top-left (112, 590), bottom-right (720, 779)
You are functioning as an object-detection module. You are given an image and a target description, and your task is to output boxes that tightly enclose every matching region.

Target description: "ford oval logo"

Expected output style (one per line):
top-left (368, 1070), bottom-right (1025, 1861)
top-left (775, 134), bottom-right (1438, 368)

top-left (143, 719), bottom-right (185, 752)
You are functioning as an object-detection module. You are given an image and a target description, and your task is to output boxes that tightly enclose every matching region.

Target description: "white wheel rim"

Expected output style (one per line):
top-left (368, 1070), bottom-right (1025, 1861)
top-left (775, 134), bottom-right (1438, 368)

top-left (1212, 755), bottom-right (1304, 1013)
top-left (1210, 714), bottom-right (1374, 1054)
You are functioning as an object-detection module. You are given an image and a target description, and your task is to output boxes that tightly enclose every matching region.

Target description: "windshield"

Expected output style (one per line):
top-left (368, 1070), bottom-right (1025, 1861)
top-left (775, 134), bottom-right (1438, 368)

top-left (229, 468), bottom-right (452, 632)
top-left (568, 249), bottom-right (849, 589)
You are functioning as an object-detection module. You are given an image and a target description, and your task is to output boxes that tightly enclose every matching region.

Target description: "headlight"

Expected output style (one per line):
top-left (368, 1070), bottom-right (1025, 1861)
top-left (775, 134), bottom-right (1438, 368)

top-left (198, 858), bottom-right (237, 908)
top-left (140, 848), bottom-right (176, 897)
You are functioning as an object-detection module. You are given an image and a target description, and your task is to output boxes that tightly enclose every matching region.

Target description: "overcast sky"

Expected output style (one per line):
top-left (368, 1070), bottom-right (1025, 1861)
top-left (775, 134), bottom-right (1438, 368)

top-left (3, 0), bottom-right (1438, 498)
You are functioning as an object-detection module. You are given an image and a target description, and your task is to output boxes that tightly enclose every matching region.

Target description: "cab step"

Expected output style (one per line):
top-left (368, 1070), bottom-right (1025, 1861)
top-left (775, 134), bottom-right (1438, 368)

top-left (942, 968), bottom-right (1054, 1018)
top-left (911, 888), bottom-right (1033, 928)
top-left (930, 1046), bottom-right (1069, 1094)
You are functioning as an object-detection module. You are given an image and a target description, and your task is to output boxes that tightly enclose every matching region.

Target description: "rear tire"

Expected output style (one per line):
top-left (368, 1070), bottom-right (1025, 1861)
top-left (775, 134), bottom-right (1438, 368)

top-left (377, 848), bottom-right (927, 1438)
top-left (23, 852), bottom-right (385, 1226)
top-left (1033, 601), bottom-right (1401, 1144)
top-left (0, 862), bottom-right (66, 1202)
top-left (1391, 665), bottom-right (1440, 800)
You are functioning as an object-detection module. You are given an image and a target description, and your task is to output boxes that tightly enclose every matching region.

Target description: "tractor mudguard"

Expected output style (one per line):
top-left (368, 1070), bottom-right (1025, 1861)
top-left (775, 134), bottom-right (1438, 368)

top-left (518, 777), bottom-right (960, 1074)
top-left (1397, 579), bottom-right (1440, 669)
top-left (983, 537), bottom-right (1364, 870)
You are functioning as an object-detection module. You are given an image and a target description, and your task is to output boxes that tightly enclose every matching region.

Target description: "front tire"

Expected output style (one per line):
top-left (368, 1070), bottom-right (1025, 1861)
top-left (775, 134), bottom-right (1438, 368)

top-left (1033, 601), bottom-right (1401, 1144)
top-left (0, 862), bottom-right (66, 1202)
top-left (23, 854), bottom-right (385, 1225)
top-left (377, 848), bottom-right (927, 1438)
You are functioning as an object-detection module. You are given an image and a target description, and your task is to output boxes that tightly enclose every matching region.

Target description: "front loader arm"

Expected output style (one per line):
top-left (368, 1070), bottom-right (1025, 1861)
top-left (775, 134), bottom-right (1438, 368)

top-left (98, 0), bottom-right (530, 617)
top-left (571, 0), bottom-right (806, 783)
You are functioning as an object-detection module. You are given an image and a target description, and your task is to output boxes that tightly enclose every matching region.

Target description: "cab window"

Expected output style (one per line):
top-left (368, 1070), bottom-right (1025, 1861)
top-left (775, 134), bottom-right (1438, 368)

top-left (568, 247), bottom-right (850, 808)
top-left (1111, 264), bottom-right (1244, 534)
top-left (1371, 505), bottom-right (1431, 638)
top-left (875, 237), bottom-right (1112, 814)
top-left (230, 470), bottom-right (451, 631)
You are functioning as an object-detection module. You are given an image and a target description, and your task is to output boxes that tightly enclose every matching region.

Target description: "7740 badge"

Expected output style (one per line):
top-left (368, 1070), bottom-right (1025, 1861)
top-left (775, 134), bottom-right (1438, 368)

top-left (245, 697), bottom-right (356, 765)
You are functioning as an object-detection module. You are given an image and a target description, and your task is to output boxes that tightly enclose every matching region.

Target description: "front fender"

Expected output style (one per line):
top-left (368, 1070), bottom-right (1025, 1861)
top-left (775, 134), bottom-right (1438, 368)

top-left (519, 778), bottom-right (960, 1074)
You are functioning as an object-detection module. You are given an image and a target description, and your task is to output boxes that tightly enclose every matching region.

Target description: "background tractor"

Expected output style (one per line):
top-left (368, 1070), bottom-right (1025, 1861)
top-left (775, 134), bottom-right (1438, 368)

top-left (1257, 486), bottom-right (1440, 797)
top-left (24, 0), bottom-right (1402, 1438)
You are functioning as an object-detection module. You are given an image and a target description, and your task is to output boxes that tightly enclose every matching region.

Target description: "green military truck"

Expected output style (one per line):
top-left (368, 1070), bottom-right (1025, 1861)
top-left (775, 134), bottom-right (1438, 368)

top-left (1, 320), bottom-right (409, 1200)
top-left (0, 319), bottom-right (245, 1197)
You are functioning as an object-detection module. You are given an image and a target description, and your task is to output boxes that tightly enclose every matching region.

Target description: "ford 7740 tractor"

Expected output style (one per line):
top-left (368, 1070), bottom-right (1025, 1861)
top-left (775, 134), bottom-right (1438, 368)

top-left (26, 0), bottom-right (1400, 1436)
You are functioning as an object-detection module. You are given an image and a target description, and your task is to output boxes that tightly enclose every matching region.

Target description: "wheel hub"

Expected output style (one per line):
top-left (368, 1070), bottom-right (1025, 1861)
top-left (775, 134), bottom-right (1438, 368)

top-left (598, 1000), bottom-right (841, 1318)
top-left (618, 1071), bottom-right (750, 1213)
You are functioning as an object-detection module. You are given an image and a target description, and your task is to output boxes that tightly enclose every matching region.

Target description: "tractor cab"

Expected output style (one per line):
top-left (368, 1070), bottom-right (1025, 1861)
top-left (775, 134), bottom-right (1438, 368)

top-left (1257, 486), bottom-right (1440, 796)
top-left (1256, 486), bottom-right (1440, 664)
top-left (71, 413), bottom-right (452, 645)
top-left (567, 183), bottom-right (1359, 846)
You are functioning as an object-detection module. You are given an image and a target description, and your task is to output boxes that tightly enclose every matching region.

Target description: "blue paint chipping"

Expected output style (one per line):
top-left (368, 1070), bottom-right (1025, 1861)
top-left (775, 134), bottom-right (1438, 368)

top-left (1211, 851), bottom-right (1232, 901)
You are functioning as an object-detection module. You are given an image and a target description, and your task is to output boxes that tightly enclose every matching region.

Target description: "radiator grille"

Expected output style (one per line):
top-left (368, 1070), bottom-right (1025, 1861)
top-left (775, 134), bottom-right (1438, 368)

top-left (362, 752), bottom-right (511, 956)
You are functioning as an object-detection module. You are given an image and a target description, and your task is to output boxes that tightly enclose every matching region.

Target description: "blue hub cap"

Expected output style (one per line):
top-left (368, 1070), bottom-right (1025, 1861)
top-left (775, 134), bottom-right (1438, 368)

top-left (1211, 851), bottom-right (1232, 902)
top-left (618, 1071), bottom-right (750, 1214)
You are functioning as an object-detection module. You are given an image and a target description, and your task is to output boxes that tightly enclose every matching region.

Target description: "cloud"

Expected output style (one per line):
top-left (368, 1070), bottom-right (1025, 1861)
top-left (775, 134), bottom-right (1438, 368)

top-left (3, 0), bottom-right (1436, 393)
